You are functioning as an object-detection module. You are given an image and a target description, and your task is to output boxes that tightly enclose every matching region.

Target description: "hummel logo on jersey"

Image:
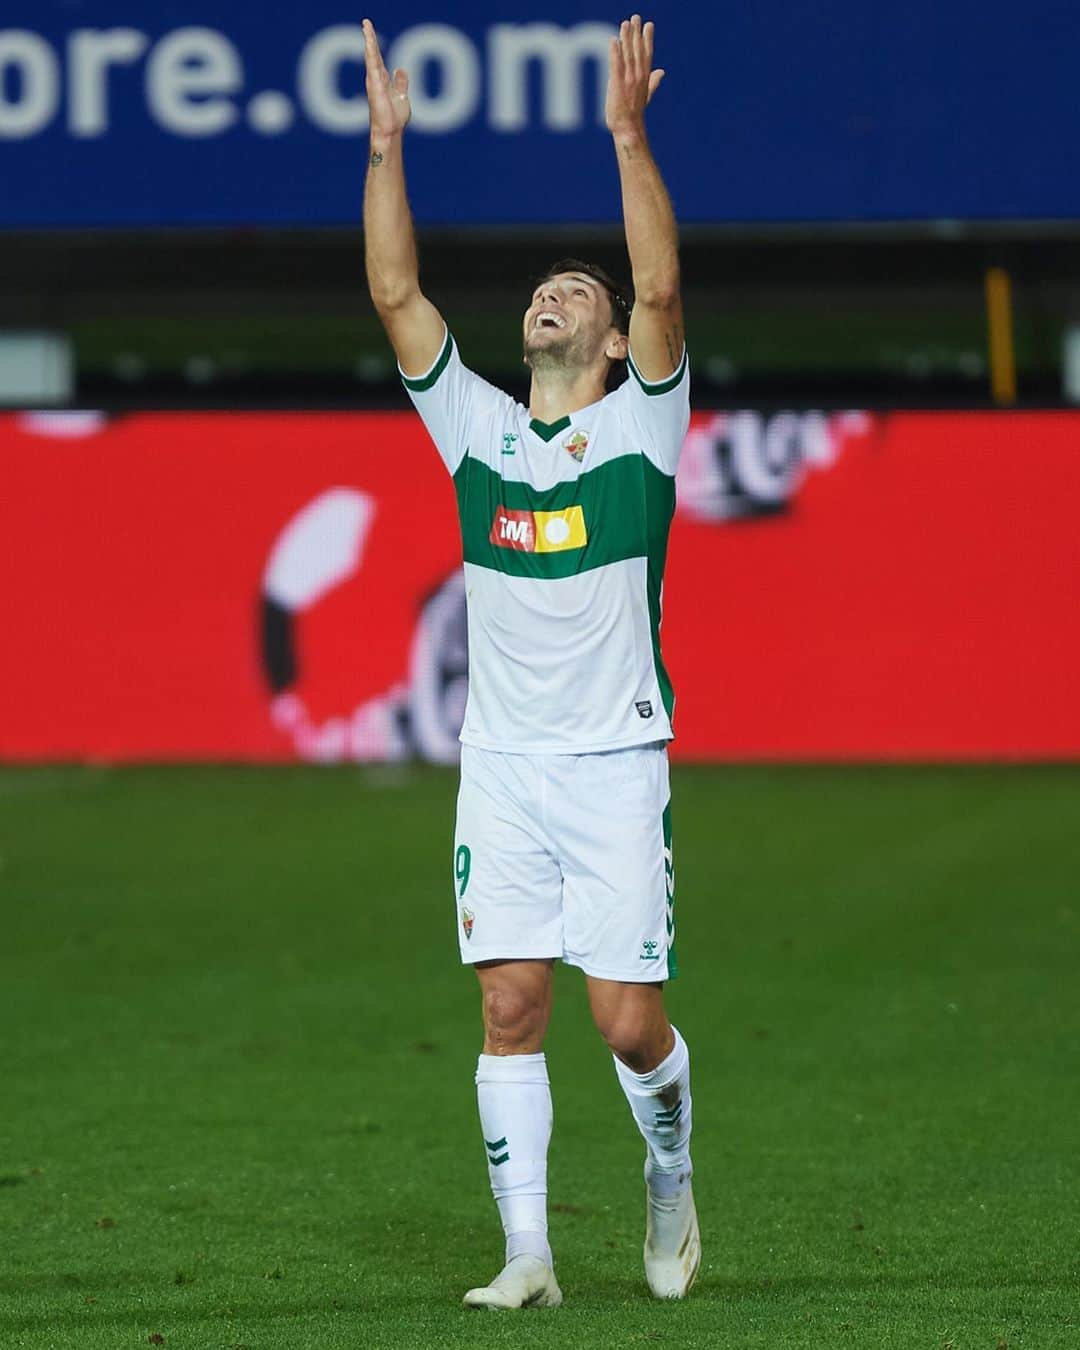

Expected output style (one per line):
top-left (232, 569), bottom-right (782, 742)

top-left (489, 505), bottom-right (587, 553)
top-left (502, 433), bottom-right (518, 454)
top-left (640, 939), bottom-right (660, 961)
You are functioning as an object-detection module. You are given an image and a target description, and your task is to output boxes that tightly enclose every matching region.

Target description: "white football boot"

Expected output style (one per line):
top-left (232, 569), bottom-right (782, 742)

top-left (644, 1180), bottom-right (701, 1298)
top-left (462, 1254), bottom-right (563, 1310)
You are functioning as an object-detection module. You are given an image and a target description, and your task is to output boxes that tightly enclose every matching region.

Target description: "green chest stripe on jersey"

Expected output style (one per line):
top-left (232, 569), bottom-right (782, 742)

top-left (454, 450), bottom-right (676, 723)
top-left (453, 451), bottom-right (674, 582)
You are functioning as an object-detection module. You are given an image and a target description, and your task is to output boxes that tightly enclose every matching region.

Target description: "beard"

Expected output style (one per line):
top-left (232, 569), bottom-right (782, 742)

top-left (523, 327), bottom-right (593, 374)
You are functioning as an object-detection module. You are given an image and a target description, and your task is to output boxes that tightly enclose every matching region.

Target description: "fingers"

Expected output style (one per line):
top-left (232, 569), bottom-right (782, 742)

top-left (646, 68), bottom-right (665, 103)
top-left (621, 18), bottom-right (636, 78)
top-left (616, 15), bottom-right (654, 81)
top-left (609, 32), bottom-right (624, 78)
top-left (392, 67), bottom-right (409, 97)
top-left (630, 15), bottom-right (644, 78)
top-left (361, 18), bottom-right (386, 77)
top-left (615, 20), bottom-right (632, 86)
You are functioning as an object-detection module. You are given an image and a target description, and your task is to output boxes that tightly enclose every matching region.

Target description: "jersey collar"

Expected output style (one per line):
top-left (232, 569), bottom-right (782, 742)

top-left (527, 394), bottom-right (604, 443)
top-left (527, 414), bottom-right (571, 442)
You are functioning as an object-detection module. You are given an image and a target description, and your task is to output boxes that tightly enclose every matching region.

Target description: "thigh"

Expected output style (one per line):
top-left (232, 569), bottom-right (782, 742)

top-left (551, 744), bottom-right (676, 983)
top-left (453, 746), bottom-right (564, 965)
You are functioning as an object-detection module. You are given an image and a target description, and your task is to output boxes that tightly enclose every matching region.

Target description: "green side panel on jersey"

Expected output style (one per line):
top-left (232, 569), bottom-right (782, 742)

top-left (647, 554), bottom-right (676, 724)
top-left (663, 799), bottom-right (678, 980)
top-left (452, 451), bottom-right (675, 582)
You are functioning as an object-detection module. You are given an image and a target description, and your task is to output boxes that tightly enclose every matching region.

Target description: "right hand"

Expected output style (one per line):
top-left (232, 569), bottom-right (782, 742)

top-left (363, 19), bottom-right (411, 140)
top-left (605, 15), bottom-right (665, 138)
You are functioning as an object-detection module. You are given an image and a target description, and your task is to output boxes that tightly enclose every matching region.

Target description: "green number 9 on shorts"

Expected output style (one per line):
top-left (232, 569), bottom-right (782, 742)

top-left (455, 844), bottom-right (472, 898)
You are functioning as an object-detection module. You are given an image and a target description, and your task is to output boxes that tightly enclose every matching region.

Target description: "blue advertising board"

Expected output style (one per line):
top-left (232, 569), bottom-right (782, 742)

top-left (2, 1), bottom-right (1078, 228)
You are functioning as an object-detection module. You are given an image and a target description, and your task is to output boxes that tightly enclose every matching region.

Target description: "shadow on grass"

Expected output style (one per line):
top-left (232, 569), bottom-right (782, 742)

top-left (2, 1265), bottom-right (1073, 1336)
top-left (481, 1269), bottom-right (1078, 1306)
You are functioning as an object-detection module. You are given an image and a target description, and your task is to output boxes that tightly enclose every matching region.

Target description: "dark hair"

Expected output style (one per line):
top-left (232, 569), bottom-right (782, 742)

top-left (535, 258), bottom-right (632, 335)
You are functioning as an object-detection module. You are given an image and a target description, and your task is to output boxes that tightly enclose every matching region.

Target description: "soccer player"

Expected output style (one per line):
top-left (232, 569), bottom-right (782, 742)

top-left (363, 13), bottom-right (697, 1309)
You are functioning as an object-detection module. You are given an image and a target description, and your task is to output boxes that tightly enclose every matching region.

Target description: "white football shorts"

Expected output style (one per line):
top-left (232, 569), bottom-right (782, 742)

top-left (452, 742), bottom-right (677, 982)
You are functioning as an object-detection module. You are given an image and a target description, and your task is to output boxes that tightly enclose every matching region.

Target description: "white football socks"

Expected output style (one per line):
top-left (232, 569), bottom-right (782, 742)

top-left (613, 1026), bottom-right (693, 1199)
top-left (475, 1052), bottom-right (553, 1267)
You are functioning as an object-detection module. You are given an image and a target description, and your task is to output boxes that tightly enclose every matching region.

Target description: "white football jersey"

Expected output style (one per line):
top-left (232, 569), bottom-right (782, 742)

top-left (402, 328), bottom-right (690, 754)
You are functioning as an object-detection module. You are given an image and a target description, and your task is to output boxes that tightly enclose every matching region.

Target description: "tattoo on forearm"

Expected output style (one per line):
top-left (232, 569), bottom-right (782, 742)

top-left (370, 151), bottom-right (384, 167)
top-left (664, 325), bottom-right (682, 369)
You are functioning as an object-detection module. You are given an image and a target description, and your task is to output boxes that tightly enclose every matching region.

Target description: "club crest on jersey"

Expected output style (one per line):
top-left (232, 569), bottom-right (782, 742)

top-left (563, 430), bottom-right (589, 462)
top-left (461, 907), bottom-right (475, 940)
top-left (489, 505), bottom-right (588, 553)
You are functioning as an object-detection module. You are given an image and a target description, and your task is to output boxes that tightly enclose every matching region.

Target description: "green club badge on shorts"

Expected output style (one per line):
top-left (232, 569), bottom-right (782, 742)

top-left (461, 907), bottom-right (475, 941)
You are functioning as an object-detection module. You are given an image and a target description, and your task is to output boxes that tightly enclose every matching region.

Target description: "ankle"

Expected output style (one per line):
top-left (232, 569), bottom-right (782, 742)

top-left (645, 1158), bottom-right (692, 1200)
top-left (506, 1230), bottom-right (553, 1266)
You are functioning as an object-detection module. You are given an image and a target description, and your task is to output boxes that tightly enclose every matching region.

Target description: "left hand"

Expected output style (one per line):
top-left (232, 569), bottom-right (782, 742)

top-left (363, 18), bottom-right (411, 143)
top-left (605, 14), bottom-right (666, 136)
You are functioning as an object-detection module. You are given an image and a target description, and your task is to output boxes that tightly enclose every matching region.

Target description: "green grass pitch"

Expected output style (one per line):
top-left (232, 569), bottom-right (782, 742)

top-left (2, 764), bottom-right (1078, 1349)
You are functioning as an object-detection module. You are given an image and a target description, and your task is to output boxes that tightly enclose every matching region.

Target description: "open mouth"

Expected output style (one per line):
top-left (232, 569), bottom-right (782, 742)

top-left (533, 311), bottom-right (567, 331)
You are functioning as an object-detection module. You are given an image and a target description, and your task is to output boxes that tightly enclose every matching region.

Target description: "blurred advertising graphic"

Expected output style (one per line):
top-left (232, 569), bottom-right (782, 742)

top-left (2, 407), bottom-right (1079, 762)
top-left (2, 2), bottom-right (1077, 226)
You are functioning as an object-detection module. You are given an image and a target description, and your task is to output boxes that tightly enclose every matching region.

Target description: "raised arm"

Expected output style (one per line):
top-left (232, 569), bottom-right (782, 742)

top-left (606, 15), bottom-right (683, 381)
top-left (362, 18), bottom-right (445, 376)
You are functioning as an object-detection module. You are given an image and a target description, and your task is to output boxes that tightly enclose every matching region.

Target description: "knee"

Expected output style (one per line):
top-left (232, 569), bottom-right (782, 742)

top-left (482, 982), bottom-right (544, 1052)
top-left (596, 1006), bottom-right (674, 1073)
top-left (597, 1007), bottom-right (649, 1067)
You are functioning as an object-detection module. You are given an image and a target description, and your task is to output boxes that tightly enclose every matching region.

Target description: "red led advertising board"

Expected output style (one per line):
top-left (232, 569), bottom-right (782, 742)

top-left (2, 409), bottom-right (1078, 761)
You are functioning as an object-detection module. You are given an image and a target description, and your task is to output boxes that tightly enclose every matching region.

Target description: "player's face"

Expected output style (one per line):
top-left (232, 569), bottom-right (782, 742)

top-left (522, 273), bottom-right (617, 369)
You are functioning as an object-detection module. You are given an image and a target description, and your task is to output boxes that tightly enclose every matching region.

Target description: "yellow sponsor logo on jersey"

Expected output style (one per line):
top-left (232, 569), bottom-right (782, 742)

top-left (533, 506), bottom-right (587, 553)
top-left (490, 505), bottom-right (587, 553)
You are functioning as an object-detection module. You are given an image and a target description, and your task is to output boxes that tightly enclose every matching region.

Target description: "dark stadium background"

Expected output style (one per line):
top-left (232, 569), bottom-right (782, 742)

top-left (2, 5), bottom-right (1078, 1348)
